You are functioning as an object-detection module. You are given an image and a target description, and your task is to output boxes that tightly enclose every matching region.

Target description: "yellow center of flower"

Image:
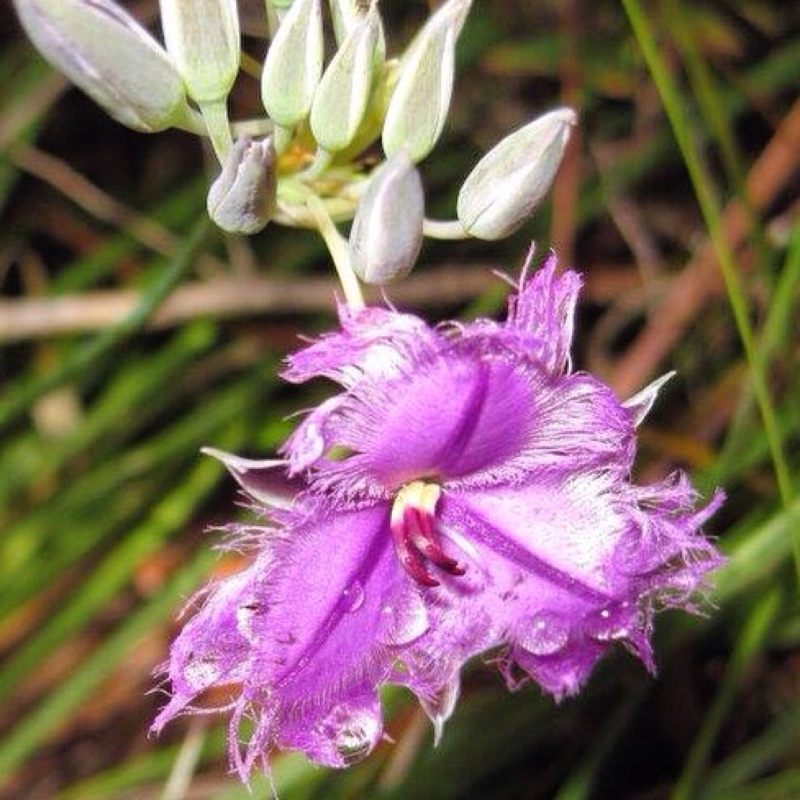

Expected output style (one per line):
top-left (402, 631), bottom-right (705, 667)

top-left (389, 481), bottom-right (464, 587)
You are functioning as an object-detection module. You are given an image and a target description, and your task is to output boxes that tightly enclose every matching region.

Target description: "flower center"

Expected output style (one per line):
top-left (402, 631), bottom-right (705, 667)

top-left (389, 481), bottom-right (465, 587)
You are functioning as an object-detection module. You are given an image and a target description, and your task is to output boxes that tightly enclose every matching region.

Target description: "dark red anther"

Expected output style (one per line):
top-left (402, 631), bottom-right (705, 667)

top-left (390, 514), bottom-right (439, 587)
top-left (390, 491), bottom-right (464, 586)
top-left (406, 507), bottom-right (465, 576)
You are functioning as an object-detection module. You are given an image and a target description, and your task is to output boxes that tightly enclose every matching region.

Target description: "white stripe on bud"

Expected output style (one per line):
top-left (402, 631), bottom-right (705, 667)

top-left (349, 151), bottom-right (424, 284)
top-left (159, 0), bottom-right (240, 105)
top-left (310, 5), bottom-right (382, 153)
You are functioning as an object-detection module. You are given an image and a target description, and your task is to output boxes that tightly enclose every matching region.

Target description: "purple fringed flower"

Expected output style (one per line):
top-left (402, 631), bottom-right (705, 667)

top-left (152, 254), bottom-right (724, 777)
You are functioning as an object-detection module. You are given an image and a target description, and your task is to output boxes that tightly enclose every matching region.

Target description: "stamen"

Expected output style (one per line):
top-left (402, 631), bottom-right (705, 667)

top-left (390, 481), bottom-right (464, 586)
top-left (406, 507), bottom-right (465, 574)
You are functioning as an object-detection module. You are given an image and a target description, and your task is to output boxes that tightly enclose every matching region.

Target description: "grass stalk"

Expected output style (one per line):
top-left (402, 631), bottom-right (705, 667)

top-left (621, 0), bottom-right (794, 518)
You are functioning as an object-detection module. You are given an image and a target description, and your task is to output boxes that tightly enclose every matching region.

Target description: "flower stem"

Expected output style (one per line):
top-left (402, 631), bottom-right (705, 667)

top-left (621, 0), bottom-right (793, 516)
top-left (670, 587), bottom-right (781, 800)
top-left (422, 218), bottom-right (470, 240)
top-left (199, 100), bottom-right (233, 163)
top-left (305, 193), bottom-right (365, 310)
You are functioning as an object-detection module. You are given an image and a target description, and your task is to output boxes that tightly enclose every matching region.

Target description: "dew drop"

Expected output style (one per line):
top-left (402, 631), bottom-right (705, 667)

top-left (342, 581), bottom-right (365, 612)
top-left (318, 705), bottom-right (382, 766)
top-left (519, 611), bottom-right (570, 656)
top-left (585, 601), bottom-right (633, 641)
top-left (378, 594), bottom-right (429, 646)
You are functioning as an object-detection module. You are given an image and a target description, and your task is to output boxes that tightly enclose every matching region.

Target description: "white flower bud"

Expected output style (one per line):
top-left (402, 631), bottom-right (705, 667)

top-left (12, 0), bottom-right (188, 133)
top-left (159, 0), bottom-right (240, 104)
top-left (261, 0), bottom-right (324, 128)
top-left (310, 6), bottom-right (382, 153)
top-left (207, 137), bottom-right (277, 234)
top-left (382, 0), bottom-right (472, 163)
top-left (349, 151), bottom-right (424, 284)
top-left (457, 107), bottom-right (577, 240)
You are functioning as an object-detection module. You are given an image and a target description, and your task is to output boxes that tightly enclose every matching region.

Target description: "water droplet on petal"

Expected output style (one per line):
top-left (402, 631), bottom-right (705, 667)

top-left (342, 581), bottom-right (365, 612)
top-left (317, 704), bottom-right (382, 766)
top-left (585, 602), bottom-right (634, 641)
top-left (378, 594), bottom-right (429, 646)
top-left (519, 611), bottom-right (570, 656)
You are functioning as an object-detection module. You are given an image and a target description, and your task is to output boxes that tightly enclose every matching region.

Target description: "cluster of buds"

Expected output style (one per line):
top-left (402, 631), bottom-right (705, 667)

top-left (14, 0), bottom-right (576, 288)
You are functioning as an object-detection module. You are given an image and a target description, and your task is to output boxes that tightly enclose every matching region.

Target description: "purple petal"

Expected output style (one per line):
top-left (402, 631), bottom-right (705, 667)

top-left (420, 473), bottom-right (721, 698)
top-left (154, 501), bottom-right (429, 773)
top-left (302, 340), bottom-right (634, 502)
top-left (283, 302), bottom-right (435, 387)
top-left (504, 252), bottom-right (582, 374)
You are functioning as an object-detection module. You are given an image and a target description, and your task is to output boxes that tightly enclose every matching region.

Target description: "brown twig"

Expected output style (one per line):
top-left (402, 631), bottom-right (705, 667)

top-left (0, 263), bottom-right (640, 343)
top-left (609, 98), bottom-right (800, 397)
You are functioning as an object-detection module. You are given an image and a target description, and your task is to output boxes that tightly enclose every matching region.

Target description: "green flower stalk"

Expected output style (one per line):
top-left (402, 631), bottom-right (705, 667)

top-left (159, 0), bottom-right (241, 160)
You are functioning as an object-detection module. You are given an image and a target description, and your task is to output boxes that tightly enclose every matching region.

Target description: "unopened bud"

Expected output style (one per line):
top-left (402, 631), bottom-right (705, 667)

top-left (328, 0), bottom-right (359, 44)
top-left (261, 0), bottom-right (323, 128)
top-left (457, 107), bottom-right (576, 240)
top-left (269, 0), bottom-right (295, 17)
top-left (349, 151), bottom-right (424, 284)
top-left (159, 0), bottom-right (240, 104)
top-left (382, 0), bottom-right (472, 163)
top-left (13, 0), bottom-right (188, 133)
top-left (310, 6), bottom-right (382, 153)
top-left (207, 136), bottom-right (277, 234)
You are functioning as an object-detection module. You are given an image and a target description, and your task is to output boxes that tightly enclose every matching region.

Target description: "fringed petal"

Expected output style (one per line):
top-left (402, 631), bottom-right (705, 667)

top-left (505, 252), bottom-right (582, 374)
top-left (283, 302), bottom-right (436, 387)
top-left (154, 502), bottom-right (427, 774)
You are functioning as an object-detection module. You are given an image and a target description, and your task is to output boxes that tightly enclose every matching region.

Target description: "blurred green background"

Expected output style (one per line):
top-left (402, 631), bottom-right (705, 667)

top-left (1, 1), bottom-right (799, 798)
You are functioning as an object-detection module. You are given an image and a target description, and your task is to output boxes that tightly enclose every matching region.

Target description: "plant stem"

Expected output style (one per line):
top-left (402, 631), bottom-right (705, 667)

top-left (199, 101), bottom-right (234, 163)
top-left (423, 218), bottom-right (470, 240)
top-left (305, 193), bottom-right (365, 310)
top-left (621, 0), bottom-right (793, 516)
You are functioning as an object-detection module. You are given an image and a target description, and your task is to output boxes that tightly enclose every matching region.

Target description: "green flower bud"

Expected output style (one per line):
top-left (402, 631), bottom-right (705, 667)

top-left (269, 0), bottom-right (295, 14)
top-left (159, 0), bottom-right (240, 104)
top-left (328, 0), bottom-right (364, 44)
top-left (310, 5), bottom-right (382, 153)
top-left (261, 0), bottom-right (323, 128)
top-left (207, 136), bottom-right (277, 234)
top-left (12, 0), bottom-right (188, 133)
top-left (349, 151), bottom-right (424, 284)
top-left (457, 107), bottom-right (577, 240)
top-left (382, 0), bottom-right (472, 163)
